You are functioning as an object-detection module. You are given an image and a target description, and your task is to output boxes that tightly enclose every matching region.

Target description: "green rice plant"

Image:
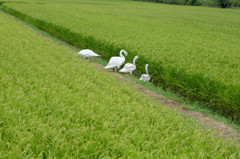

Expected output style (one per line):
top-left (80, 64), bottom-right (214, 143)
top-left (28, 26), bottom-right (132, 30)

top-left (2, 0), bottom-right (240, 121)
top-left (0, 11), bottom-right (239, 158)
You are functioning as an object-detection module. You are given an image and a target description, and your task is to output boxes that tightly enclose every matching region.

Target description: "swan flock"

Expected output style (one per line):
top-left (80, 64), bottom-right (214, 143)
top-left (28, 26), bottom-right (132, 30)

top-left (78, 49), bottom-right (151, 81)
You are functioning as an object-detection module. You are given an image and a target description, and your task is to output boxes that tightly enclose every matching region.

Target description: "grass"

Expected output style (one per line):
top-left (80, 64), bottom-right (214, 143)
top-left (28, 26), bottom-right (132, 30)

top-left (5, 4), bottom-right (239, 133)
top-left (1, 0), bottom-right (240, 121)
top-left (32, 10), bottom-right (240, 132)
top-left (0, 10), bottom-right (240, 158)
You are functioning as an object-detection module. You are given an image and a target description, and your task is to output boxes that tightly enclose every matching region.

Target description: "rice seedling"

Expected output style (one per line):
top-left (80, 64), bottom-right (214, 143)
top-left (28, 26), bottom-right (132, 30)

top-left (2, 0), bottom-right (240, 120)
top-left (0, 11), bottom-right (239, 158)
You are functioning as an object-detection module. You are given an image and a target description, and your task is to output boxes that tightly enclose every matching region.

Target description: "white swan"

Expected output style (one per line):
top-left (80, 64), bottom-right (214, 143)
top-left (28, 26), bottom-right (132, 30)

top-left (119, 56), bottom-right (139, 75)
top-left (139, 64), bottom-right (151, 81)
top-left (105, 50), bottom-right (128, 72)
top-left (78, 49), bottom-right (100, 59)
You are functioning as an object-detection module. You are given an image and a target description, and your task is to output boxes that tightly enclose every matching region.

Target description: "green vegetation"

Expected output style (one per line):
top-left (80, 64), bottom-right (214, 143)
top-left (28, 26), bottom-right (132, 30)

top-left (137, 0), bottom-right (240, 8)
top-left (2, 0), bottom-right (240, 121)
top-left (137, 0), bottom-right (202, 6)
top-left (1, 11), bottom-right (239, 158)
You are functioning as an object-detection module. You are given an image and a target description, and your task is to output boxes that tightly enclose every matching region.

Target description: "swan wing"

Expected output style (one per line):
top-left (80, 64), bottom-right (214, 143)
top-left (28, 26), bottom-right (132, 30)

top-left (139, 74), bottom-right (151, 81)
top-left (119, 63), bottom-right (136, 73)
top-left (105, 57), bottom-right (125, 69)
top-left (124, 63), bottom-right (136, 71)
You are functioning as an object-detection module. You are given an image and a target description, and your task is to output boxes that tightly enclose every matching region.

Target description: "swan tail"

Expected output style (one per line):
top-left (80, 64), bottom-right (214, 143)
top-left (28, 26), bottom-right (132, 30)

top-left (119, 68), bottom-right (128, 73)
top-left (105, 65), bottom-right (113, 69)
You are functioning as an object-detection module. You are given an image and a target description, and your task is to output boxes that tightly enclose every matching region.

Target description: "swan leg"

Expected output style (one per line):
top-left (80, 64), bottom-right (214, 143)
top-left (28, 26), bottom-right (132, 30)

top-left (117, 69), bottom-right (119, 72)
top-left (112, 68), bottom-right (115, 72)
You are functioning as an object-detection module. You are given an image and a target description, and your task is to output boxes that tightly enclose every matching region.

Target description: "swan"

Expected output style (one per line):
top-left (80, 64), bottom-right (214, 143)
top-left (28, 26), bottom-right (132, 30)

top-left (139, 64), bottom-right (151, 81)
top-left (78, 49), bottom-right (100, 59)
top-left (119, 56), bottom-right (139, 75)
top-left (105, 50), bottom-right (128, 72)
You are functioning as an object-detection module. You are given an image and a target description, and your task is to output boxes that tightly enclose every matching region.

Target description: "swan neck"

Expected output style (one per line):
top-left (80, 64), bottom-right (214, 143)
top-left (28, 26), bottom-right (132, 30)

top-left (133, 56), bottom-right (138, 66)
top-left (145, 65), bottom-right (149, 75)
top-left (120, 50), bottom-right (124, 58)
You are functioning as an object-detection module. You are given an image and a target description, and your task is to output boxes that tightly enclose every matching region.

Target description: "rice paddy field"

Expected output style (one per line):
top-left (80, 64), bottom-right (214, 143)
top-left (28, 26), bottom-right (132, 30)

top-left (1, 0), bottom-right (240, 120)
top-left (1, 10), bottom-right (240, 157)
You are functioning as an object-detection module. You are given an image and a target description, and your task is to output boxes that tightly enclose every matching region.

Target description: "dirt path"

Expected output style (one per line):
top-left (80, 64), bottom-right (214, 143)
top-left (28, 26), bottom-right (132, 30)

top-left (139, 85), bottom-right (240, 140)
top-left (93, 62), bottom-right (240, 142)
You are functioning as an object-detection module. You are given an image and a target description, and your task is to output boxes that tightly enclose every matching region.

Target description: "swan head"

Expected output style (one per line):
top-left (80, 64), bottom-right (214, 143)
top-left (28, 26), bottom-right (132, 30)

top-left (145, 64), bottom-right (149, 74)
top-left (145, 64), bottom-right (149, 70)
